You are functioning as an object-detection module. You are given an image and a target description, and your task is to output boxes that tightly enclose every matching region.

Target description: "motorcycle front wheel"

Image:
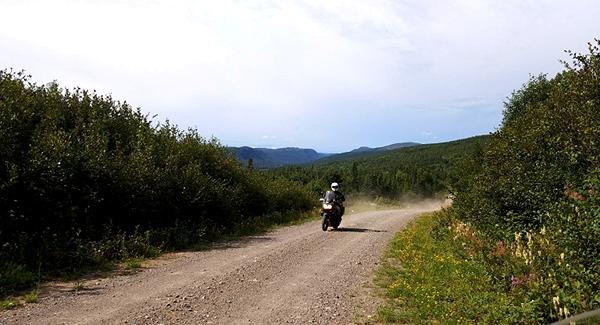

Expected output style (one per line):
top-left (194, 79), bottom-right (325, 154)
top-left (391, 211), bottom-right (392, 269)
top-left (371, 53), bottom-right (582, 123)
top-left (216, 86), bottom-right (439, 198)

top-left (332, 219), bottom-right (340, 230)
top-left (321, 215), bottom-right (329, 231)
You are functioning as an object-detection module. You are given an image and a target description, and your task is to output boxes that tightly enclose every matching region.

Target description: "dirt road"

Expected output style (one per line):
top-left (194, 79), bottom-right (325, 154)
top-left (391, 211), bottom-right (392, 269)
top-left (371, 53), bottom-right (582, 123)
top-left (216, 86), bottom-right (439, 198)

top-left (1, 201), bottom-right (441, 325)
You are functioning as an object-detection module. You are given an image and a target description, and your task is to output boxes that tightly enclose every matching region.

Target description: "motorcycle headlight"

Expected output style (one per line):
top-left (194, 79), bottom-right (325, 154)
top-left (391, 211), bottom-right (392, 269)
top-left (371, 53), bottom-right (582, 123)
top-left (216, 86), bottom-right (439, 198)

top-left (323, 204), bottom-right (333, 209)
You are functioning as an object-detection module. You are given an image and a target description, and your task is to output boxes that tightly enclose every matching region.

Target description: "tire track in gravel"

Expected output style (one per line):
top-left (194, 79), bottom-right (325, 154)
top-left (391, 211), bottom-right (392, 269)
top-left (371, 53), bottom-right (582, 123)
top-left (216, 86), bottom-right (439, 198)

top-left (0, 201), bottom-right (442, 325)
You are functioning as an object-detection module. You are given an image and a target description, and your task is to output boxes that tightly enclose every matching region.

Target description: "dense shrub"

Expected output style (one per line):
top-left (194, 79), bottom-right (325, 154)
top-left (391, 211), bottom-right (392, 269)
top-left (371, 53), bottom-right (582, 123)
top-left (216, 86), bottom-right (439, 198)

top-left (452, 39), bottom-right (600, 322)
top-left (0, 70), bottom-right (313, 295)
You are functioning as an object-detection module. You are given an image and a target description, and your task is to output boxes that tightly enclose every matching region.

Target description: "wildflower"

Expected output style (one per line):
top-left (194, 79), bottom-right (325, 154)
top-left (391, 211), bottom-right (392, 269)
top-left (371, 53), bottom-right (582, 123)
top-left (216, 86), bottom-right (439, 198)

top-left (565, 188), bottom-right (586, 201)
top-left (511, 276), bottom-right (520, 287)
top-left (552, 296), bottom-right (560, 309)
top-left (491, 241), bottom-right (506, 257)
top-left (511, 273), bottom-right (536, 287)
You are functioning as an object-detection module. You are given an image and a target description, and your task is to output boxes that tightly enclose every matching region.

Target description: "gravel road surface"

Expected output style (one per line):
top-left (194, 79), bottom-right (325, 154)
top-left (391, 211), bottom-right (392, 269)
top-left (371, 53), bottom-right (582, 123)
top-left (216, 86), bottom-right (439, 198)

top-left (0, 201), bottom-right (441, 325)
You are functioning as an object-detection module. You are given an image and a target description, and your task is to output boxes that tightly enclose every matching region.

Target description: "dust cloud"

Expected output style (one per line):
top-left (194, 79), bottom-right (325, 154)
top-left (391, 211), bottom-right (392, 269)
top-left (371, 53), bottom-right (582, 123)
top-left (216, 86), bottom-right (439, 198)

top-left (345, 195), bottom-right (449, 215)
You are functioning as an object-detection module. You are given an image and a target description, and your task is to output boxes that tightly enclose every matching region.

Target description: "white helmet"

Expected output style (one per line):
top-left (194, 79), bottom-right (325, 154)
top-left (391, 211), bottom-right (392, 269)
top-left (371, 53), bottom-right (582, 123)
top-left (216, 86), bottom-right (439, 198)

top-left (331, 182), bottom-right (339, 191)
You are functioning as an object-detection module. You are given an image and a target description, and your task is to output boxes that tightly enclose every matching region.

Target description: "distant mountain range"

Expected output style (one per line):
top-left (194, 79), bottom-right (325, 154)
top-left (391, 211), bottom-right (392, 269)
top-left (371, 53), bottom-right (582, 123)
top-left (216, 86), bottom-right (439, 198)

top-left (228, 142), bottom-right (420, 168)
top-left (228, 147), bottom-right (331, 168)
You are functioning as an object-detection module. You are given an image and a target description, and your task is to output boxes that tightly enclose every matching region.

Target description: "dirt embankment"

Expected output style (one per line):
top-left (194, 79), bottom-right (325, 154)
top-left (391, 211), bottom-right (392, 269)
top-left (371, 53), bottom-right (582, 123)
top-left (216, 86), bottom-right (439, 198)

top-left (0, 201), bottom-right (442, 325)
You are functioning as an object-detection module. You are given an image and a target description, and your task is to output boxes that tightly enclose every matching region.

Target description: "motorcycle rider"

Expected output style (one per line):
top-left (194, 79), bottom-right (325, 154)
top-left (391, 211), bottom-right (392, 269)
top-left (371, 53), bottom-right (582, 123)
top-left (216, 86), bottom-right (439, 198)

top-left (324, 182), bottom-right (345, 217)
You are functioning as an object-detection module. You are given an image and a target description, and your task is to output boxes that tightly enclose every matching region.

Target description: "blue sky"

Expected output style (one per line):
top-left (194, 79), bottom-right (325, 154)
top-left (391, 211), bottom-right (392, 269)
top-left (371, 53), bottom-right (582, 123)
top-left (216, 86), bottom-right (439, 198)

top-left (1, 1), bottom-right (599, 152)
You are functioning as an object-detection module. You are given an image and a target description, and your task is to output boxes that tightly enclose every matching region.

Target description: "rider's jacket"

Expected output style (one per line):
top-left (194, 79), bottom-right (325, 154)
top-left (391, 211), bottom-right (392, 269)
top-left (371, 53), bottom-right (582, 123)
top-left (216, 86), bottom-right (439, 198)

top-left (324, 190), bottom-right (345, 204)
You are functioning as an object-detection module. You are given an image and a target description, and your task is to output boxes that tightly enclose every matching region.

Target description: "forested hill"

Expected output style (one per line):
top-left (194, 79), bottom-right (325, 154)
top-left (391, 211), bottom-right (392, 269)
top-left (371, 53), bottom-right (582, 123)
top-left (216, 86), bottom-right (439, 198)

top-left (228, 146), bottom-right (330, 168)
top-left (316, 142), bottom-right (420, 163)
top-left (271, 135), bottom-right (489, 198)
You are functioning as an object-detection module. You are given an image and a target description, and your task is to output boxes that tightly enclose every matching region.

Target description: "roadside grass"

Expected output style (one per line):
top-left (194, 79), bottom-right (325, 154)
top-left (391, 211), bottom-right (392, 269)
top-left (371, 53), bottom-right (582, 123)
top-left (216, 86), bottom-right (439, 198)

top-left (71, 281), bottom-right (85, 293)
top-left (375, 211), bottom-right (511, 324)
top-left (123, 258), bottom-right (144, 271)
top-left (0, 298), bottom-right (20, 310)
top-left (0, 289), bottom-right (39, 311)
top-left (23, 290), bottom-right (38, 303)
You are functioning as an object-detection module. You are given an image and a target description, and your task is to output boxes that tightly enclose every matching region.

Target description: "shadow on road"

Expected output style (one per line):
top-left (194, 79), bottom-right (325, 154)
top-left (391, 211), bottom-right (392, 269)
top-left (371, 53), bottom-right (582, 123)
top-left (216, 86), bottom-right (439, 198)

top-left (333, 227), bottom-right (387, 233)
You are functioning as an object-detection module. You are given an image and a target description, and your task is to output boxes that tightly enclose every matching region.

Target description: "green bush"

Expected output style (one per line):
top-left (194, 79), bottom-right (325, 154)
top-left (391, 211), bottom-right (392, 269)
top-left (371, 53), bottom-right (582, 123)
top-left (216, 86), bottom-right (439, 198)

top-left (0, 263), bottom-right (36, 295)
top-left (452, 39), bottom-right (600, 322)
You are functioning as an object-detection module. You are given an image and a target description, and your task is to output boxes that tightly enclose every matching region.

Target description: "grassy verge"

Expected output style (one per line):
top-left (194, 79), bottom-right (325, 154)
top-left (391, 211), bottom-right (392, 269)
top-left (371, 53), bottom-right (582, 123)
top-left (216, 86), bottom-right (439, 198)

top-left (0, 298), bottom-right (21, 311)
top-left (0, 289), bottom-right (39, 311)
top-left (376, 209), bottom-right (600, 324)
top-left (375, 211), bottom-right (511, 324)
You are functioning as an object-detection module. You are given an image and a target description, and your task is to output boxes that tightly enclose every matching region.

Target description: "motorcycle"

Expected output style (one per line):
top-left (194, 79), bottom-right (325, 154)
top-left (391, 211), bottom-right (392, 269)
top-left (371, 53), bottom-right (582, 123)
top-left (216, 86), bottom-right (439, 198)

top-left (319, 198), bottom-right (342, 231)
